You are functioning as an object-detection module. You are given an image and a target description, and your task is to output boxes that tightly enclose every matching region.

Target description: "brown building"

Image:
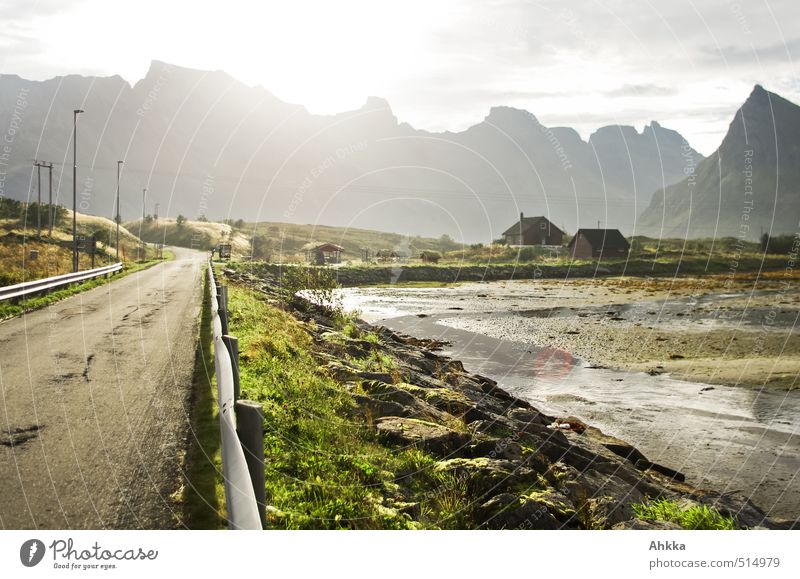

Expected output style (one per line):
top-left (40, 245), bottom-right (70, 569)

top-left (568, 229), bottom-right (630, 259)
top-left (305, 243), bottom-right (344, 264)
top-left (502, 213), bottom-right (564, 246)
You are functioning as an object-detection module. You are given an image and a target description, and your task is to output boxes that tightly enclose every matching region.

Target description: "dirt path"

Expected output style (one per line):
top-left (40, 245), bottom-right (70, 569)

top-left (0, 247), bottom-right (205, 529)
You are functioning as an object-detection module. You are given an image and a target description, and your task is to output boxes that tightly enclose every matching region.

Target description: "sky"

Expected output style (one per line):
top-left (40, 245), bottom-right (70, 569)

top-left (0, 0), bottom-right (798, 155)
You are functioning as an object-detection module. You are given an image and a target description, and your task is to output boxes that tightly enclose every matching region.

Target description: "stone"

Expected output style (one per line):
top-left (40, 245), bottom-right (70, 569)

top-left (433, 457), bottom-right (539, 496)
top-left (375, 417), bottom-right (472, 456)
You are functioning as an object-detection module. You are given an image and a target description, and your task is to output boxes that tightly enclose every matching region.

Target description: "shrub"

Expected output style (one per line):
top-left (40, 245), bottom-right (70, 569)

top-left (632, 498), bottom-right (736, 530)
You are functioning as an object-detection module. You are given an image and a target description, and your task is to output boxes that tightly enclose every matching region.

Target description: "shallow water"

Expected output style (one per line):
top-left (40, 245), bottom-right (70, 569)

top-left (340, 282), bottom-right (800, 519)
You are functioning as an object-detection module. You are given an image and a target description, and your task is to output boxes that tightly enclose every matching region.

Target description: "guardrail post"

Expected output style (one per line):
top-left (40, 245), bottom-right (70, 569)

top-left (218, 285), bottom-right (229, 336)
top-left (222, 334), bottom-right (240, 402)
top-left (235, 400), bottom-right (266, 529)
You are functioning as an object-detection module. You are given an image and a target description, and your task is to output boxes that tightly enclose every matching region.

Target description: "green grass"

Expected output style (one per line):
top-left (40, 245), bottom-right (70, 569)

top-left (633, 498), bottom-right (736, 530)
top-left (181, 267), bottom-right (226, 528)
top-left (228, 285), bottom-right (425, 529)
top-left (0, 256), bottom-right (170, 320)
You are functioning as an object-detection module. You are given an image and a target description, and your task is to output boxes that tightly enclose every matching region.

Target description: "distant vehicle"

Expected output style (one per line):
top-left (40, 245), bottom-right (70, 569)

top-left (217, 243), bottom-right (232, 259)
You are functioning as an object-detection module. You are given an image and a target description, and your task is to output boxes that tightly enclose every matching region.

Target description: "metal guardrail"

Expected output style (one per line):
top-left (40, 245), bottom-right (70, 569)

top-left (0, 262), bottom-right (123, 302)
top-left (208, 263), bottom-right (264, 530)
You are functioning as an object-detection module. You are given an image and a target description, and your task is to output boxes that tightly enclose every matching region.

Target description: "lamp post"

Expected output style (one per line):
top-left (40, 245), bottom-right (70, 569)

top-left (72, 109), bottom-right (84, 272)
top-left (116, 160), bottom-right (123, 260)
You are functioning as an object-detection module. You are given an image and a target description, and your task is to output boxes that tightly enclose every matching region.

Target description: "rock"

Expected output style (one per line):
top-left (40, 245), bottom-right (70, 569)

top-left (506, 407), bottom-right (552, 426)
top-left (433, 457), bottom-right (538, 496)
top-left (478, 493), bottom-right (563, 530)
top-left (352, 394), bottom-right (411, 420)
top-left (359, 381), bottom-right (452, 423)
top-left (375, 417), bottom-right (472, 456)
top-left (464, 438), bottom-right (526, 462)
top-left (478, 489), bottom-right (581, 529)
top-left (635, 460), bottom-right (686, 482)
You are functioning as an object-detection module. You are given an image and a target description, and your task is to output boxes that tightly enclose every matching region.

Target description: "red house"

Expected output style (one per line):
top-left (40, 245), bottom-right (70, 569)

top-left (568, 229), bottom-right (629, 260)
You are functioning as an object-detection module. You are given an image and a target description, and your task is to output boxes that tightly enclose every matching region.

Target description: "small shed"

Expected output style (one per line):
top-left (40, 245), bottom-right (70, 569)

top-left (568, 229), bottom-right (629, 260)
top-left (305, 243), bottom-right (344, 265)
top-left (502, 213), bottom-right (564, 246)
top-left (419, 251), bottom-right (441, 264)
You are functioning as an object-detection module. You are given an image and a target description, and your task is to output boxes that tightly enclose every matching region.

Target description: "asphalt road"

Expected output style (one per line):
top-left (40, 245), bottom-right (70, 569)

top-left (0, 246), bottom-right (206, 529)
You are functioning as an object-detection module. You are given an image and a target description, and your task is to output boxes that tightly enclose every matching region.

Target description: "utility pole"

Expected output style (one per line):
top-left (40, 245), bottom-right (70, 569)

top-left (72, 109), bottom-right (84, 272)
top-left (33, 160), bottom-right (43, 236)
top-left (116, 160), bottom-right (123, 260)
top-left (47, 162), bottom-right (53, 236)
top-left (142, 187), bottom-right (147, 221)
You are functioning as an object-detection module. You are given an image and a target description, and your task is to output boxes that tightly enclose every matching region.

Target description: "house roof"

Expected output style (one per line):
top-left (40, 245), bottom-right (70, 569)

top-left (303, 242), bottom-right (344, 252)
top-left (502, 216), bottom-right (564, 237)
top-left (569, 229), bottom-right (629, 250)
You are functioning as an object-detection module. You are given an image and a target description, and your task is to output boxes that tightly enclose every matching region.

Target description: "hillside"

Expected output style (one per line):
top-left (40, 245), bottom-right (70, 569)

top-left (638, 85), bottom-right (800, 239)
top-left (242, 221), bottom-right (462, 262)
top-left (0, 200), bottom-right (153, 284)
top-left (128, 217), bottom-right (463, 262)
top-left (0, 61), bottom-right (701, 241)
top-left (126, 218), bottom-right (250, 253)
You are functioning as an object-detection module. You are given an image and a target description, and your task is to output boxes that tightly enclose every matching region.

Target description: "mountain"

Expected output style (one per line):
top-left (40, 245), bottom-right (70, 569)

top-left (0, 61), bottom-right (702, 242)
top-left (637, 85), bottom-right (800, 240)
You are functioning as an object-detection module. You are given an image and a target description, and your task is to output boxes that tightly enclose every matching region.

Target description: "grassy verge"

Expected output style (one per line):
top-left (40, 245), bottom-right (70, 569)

top-left (181, 267), bottom-right (226, 528)
top-left (227, 282), bottom-right (484, 529)
top-left (633, 498), bottom-right (736, 530)
top-left (0, 255), bottom-right (172, 320)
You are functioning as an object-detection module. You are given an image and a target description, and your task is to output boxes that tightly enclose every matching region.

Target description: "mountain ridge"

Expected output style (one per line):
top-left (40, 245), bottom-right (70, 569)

top-left (0, 60), bottom-right (711, 241)
top-left (637, 85), bottom-right (800, 239)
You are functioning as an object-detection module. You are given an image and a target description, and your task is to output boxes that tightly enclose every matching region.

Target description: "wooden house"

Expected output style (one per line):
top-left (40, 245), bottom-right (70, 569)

top-left (568, 229), bottom-right (629, 259)
top-left (502, 213), bottom-right (564, 246)
top-left (305, 243), bottom-right (344, 265)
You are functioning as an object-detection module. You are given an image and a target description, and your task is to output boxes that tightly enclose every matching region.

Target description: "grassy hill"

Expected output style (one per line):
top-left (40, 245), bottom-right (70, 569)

top-left (127, 218), bottom-right (462, 263)
top-left (0, 199), bottom-right (155, 285)
top-left (239, 221), bottom-right (461, 262)
top-left (126, 218), bottom-right (250, 254)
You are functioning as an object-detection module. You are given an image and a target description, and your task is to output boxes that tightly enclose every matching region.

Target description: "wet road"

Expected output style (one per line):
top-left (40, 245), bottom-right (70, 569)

top-left (0, 247), bottom-right (205, 529)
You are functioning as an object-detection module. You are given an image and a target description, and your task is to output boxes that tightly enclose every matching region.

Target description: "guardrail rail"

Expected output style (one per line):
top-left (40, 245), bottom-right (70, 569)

top-left (208, 262), bottom-right (265, 530)
top-left (0, 262), bottom-right (123, 302)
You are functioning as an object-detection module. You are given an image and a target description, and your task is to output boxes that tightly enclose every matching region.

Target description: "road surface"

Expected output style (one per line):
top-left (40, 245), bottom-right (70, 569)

top-left (0, 247), bottom-right (206, 529)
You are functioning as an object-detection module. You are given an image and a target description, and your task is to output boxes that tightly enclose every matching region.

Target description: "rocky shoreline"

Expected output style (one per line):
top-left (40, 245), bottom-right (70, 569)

top-left (224, 267), bottom-right (797, 530)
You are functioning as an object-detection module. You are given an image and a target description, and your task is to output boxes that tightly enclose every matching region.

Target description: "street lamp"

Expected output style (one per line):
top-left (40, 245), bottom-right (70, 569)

top-left (72, 108), bottom-right (84, 272)
top-left (116, 160), bottom-right (124, 260)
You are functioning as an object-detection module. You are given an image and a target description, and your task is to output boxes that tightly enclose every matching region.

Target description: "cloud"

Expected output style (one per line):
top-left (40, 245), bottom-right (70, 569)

top-left (604, 84), bottom-right (679, 98)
